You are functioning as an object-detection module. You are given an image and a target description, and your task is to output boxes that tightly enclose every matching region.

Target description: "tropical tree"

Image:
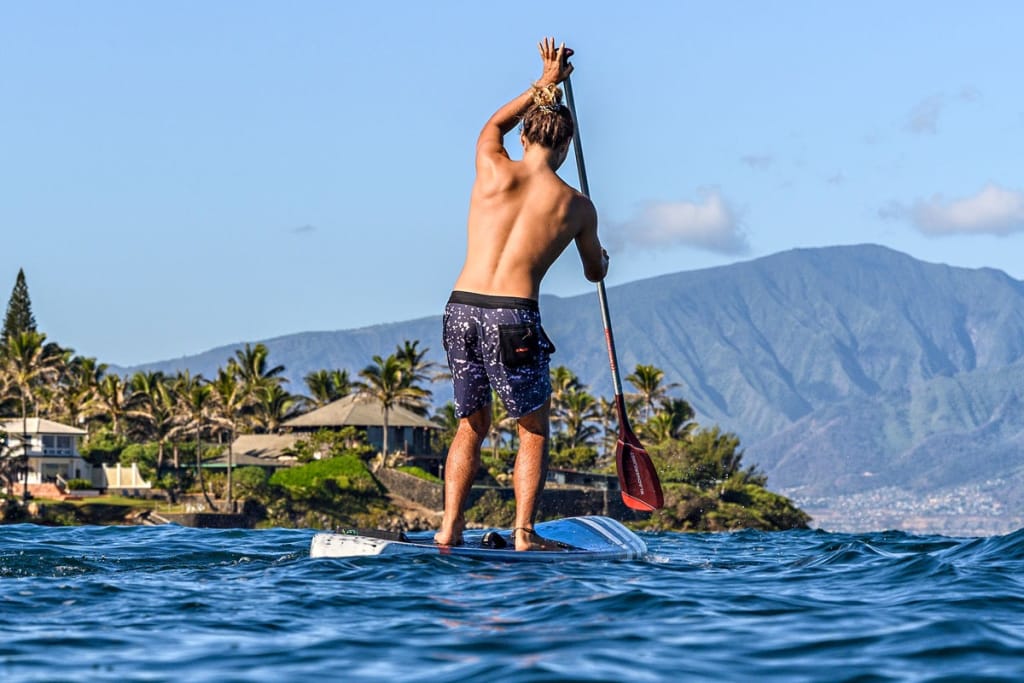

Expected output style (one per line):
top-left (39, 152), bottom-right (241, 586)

top-left (303, 368), bottom-right (352, 408)
top-left (394, 339), bottom-right (436, 415)
top-left (431, 401), bottom-right (459, 453)
top-left (1, 330), bottom-right (62, 422)
top-left (549, 365), bottom-right (585, 438)
top-left (487, 391), bottom-right (517, 458)
top-left (0, 330), bottom-right (62, 498)
top-left (210, 363), bottom-right (248, 508)
top-left (557, 387), bottom-right (602, 450)
top-left (176, 373), bottom-right (218, 510)
top-left (625, 364), bottom-right (679, 422)
top-left (94, 374), bottom-right (135, 438)
top-left (641, 397), bottom-right (697, 444)
top-left (355, 353), bottom-right (429, 466)
top-left (53, 356), bottom-right (106, 428)
top-left (231, 343), bottom-right (286, 428)
top-left (251, 383), bottom-right (301, 433)
top-left (596, 395), bottom-right (618, 464)
top-left (128, 371), bottom-right (178, 474)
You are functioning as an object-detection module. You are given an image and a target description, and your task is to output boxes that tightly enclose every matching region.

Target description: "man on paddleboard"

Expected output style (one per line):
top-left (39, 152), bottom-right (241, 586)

top-left (436, 38), bottom-right (608, 551)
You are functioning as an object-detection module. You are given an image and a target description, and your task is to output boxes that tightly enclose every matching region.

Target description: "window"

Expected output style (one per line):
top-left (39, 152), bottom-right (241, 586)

top-left (42, 434), bottom-right (74, 455)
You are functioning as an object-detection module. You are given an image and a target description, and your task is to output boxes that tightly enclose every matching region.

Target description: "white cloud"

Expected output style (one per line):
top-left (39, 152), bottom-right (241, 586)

top-left (610, 189), bottom-right (749, 254)
top-left (880, 185), bottom-right (1024, 236)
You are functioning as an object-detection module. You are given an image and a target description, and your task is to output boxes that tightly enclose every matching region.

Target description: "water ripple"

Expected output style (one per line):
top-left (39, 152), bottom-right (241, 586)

top-left (2, 523), bottom-right (1024, 682)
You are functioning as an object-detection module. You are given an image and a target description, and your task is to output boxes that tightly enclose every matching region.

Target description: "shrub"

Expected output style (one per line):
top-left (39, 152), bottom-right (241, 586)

top-left (465, 489), bottom-right (516, 528)
top-left (397, 466), bottom-right (441, 483)
top-left (269, 454), bottom-right (381, 496)
top-left (65, 478), bottom-right (94, 491)
top-left (233, 467), bottom-right (271, 499)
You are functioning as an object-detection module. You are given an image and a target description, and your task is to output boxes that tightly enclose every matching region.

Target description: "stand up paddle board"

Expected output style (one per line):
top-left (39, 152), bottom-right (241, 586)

top-left (309, 515), bottom-right (646, 562)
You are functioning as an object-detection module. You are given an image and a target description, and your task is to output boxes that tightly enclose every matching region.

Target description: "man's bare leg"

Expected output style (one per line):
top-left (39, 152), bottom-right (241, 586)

top-left (512, 400), bottom-right (561, 551)
top-left (435, 407), bottom-right (490, 546)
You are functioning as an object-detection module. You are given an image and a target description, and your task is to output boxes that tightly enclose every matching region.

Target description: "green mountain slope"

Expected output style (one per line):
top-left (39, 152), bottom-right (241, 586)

top-left (122, 244), bottom-right (1024, 524)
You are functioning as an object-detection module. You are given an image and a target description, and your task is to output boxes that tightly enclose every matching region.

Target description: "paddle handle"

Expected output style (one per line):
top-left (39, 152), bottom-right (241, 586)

top-left (564, 76), bottom-right (627, 402)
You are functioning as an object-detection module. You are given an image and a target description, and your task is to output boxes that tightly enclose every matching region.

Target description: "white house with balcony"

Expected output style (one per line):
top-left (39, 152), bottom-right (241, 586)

top-left (1, 417), bottom-right (92, 488)
top-left (1, 417), bottom-right (151, 496)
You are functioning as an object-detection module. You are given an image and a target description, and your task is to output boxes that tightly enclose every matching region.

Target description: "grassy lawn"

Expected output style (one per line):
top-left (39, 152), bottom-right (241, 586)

top-left (31, 495), bottom-right (185, 513)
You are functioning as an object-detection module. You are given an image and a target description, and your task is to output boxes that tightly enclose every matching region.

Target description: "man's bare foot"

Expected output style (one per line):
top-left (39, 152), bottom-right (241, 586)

top-left (434, 519), bottom-right (465, 547)
top-left (513, 527), bottom-right (564, 551)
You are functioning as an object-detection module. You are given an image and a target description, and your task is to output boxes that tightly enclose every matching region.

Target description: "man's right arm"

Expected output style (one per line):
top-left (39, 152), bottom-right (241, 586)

top-left (574, 197), bottom-right (608, 282)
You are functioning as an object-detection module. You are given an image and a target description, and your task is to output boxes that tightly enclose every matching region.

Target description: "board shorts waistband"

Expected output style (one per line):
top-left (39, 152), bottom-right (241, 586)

top-left (448, 290), bottom-right (539, 311)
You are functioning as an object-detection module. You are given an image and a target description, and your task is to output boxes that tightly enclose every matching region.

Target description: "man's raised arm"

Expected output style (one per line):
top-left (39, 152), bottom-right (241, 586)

top-left (476, 38), bottom-right (574, 167)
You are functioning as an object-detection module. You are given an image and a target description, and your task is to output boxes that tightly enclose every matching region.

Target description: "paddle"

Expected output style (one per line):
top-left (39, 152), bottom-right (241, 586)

top-left (562, 76), bottom-right (664, 511)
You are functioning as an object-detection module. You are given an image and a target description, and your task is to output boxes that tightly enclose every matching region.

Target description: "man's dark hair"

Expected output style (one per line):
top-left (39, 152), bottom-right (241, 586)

top-left (522, 104), bottom-right (574, 150)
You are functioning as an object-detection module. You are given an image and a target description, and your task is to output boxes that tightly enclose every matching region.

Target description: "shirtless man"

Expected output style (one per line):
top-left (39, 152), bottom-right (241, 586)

top-left (436, 38), bottom-right (608, 551)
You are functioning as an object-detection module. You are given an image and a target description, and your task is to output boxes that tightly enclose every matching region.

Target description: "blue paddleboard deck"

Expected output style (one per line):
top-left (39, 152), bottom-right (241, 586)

top-left (309, 515), bottom-right (646, 561)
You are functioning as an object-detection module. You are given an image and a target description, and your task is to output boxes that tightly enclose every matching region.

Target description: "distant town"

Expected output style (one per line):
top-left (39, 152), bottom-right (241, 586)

top-left (797, 478), bottom-right (1023, 536)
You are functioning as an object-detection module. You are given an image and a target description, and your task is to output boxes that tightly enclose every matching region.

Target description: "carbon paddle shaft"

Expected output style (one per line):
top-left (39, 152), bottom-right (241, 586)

top-left (564, 75), bottom-right (664, 511)
top-left (563, 76), bottom-right (625, 400)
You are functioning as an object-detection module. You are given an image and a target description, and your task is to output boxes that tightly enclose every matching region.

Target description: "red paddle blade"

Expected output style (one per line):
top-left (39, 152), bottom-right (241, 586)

top-left (616, 436), bottom-right (664, 511)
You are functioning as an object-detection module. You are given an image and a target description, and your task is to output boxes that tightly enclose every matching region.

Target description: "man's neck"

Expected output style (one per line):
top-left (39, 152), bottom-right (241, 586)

top-left (522, 145), bottom-right (562, 172)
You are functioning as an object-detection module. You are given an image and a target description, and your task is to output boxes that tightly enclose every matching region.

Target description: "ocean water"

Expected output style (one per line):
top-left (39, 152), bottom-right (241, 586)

top-left (2, 524), bottom-right (1023, 683)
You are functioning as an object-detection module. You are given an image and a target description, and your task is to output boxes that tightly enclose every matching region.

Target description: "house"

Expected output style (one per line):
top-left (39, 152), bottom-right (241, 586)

top-left (547, 467), bottom-right (620, 491)
top-left (208, 433), bottom-right (300, 473)
top-left (0, 417), bottom-right (151, 497)
top-left (227, 395), bottom-right (441, 472)
top-left (283, 394), bottom-right (439, 460)
top-left (1, 417), bottom-right (91, 490)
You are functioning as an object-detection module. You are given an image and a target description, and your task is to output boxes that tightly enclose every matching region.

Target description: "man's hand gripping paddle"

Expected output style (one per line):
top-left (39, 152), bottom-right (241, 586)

top-left (563, 76), bottom-right (664, 511)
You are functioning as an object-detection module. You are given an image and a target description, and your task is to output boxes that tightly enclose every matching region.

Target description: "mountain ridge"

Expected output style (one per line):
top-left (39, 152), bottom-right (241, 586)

top-left (119, 244), bottom-right (1024, 531)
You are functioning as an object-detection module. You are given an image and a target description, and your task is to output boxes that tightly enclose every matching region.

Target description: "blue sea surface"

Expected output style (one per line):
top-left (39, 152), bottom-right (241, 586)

top-left (2, 524), bottom-right (1023, 682)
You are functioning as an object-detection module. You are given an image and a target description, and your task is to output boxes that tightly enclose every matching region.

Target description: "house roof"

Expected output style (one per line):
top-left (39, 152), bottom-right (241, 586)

top-left (204, 451), bottom-right (294, 468)
top-left (0, 417), bottom-right (87, 436)
top-left (282, 394), bottom-right (438, 430)
top-left (230, 433), bottom-right (302, 461)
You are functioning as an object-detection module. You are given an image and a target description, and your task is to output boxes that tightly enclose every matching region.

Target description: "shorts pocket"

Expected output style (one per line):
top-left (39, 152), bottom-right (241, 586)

top-left (498, 323), bottom-right (541, 368)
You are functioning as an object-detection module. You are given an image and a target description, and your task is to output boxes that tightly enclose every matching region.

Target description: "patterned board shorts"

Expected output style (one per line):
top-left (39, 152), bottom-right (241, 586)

top-left (443, 290), bottom-right (556, 419)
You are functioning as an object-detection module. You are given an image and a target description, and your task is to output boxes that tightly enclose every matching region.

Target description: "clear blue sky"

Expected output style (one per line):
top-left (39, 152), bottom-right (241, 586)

top-left (3, 2), bottom-right (1022, 366)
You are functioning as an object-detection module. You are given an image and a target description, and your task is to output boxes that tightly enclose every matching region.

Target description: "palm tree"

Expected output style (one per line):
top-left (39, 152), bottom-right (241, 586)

top-left (1, 330), bottom-right (62, 498)
top-left (487, 391), bottom-right (518, 458)
top-left (625, 364), bottom-right (679, 422)
top-left (176, 373), bottom-right (217, 511)
top-left (251, 383), bottom-right (301, 434)
top-left (128, 371), bottom-right (177, 475)
top-left (94, 374), bottom-right (135, 438)
top-left (234, 343), bottom-right (285, 388)
top-left (431, 401), bottom-right (459, 453)
top-left (167, 371), bottom-right (205, 469)
top-left (232, 343), bottom-right (287, 432)
top-left (659, 397), bottom-right (697, 440)
top-left (394, 339), bottom-right (436, 415)
top-left (355, 353), bottom-right (429, 466)
top-left (303, 368), bottom-right (352, 408)
top-left (549, 365), bottom-right (584, 436)
top-left (559, 387), bottom-right (602, 449)
top-left (210, 363), bottom-right (248, 508)
top-left (54, 356), bottom-right (106, 428)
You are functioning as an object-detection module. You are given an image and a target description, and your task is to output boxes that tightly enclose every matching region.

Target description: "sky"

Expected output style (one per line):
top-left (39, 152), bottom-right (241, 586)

top-left (2, 2), bottom-right (1023, 366)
